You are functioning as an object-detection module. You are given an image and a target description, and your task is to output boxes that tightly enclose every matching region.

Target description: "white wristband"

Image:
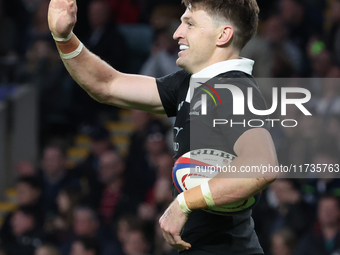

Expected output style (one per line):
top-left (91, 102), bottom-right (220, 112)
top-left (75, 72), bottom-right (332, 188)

top-left (201, 182), bottom-right (215, 207)
top-left (52, 31), bottom-right (73, 42)
top-left (59, 42), bottom-right (84, 60)
top-left (177, 193), bottom-right (192, 214)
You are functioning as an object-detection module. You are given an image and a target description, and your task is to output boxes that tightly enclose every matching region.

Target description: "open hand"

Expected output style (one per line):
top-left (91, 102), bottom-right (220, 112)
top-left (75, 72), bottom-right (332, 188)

top-left (48, 0), bottom-right (77, 38)
top-left (159, 198), bottom-right (191, 251)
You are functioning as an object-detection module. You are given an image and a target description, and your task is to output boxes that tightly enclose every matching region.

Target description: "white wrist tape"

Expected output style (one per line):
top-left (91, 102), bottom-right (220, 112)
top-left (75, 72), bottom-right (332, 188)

top-left (52, 31), bottom-right (73, 42)
top-left (201, 182), bottom-right (215, 207)
top-left (177, 193), bottom-right (192, 214)
top-left (59, 42), bottom-right (84, 60)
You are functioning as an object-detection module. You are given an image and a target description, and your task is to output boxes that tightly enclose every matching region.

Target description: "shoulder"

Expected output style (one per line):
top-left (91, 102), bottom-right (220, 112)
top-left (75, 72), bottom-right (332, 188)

top-left (156, 69), bottom-right (191, 100)
top-left (216, 71), bottom-right (258, 89)
top-left (209, 71), bottom-right (264, 100)
top-left (156, 70), bottom-right (191, 87)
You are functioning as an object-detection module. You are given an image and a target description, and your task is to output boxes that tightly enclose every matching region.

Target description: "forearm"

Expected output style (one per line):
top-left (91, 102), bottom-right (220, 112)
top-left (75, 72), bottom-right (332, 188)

top-left (48, 1), bottom-right (118, 104)
top-left (48, 1), bottom-right (164, 113)
top-left (56, 34), bottom-right (119, 104)
top-left (209, 156), bottom-right (277, 206)
top-left (55, 34), bottom-right (163, 112)
top-left (184, 156), bottom-right (277, 210)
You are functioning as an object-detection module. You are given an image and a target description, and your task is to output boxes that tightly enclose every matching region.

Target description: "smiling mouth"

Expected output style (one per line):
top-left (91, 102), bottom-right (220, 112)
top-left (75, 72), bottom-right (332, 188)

top-left (179, 45), bottom-right (189, 51)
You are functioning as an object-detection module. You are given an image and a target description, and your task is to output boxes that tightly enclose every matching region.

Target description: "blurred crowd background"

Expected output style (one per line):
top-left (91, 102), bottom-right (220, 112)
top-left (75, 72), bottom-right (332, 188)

top-left (0, 0), bottom-right (340, 255)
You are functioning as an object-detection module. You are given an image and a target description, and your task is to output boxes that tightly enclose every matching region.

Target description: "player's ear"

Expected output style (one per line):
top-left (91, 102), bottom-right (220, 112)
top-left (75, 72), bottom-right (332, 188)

top-left (216, 26), bottom-right (233, 47)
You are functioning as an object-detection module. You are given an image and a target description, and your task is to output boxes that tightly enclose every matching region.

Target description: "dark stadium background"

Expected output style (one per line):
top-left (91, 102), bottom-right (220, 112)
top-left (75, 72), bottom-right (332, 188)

top-left (0, 0), bottom-right (340, 255)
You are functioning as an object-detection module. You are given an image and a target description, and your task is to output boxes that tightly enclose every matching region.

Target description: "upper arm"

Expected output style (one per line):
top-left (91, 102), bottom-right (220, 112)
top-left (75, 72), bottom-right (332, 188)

top-left (208, 128), bottom-right (278, 204)
top-left (234, 128), bottom-right (279, 178)
top-left (107, 72), bottom-right (165, 114)
top-left (69, 48), bottom-right (166, 114)
top-left (234, 128), bottom-right (277, 160)
top-left (97, 68), bottom-right (186, 116)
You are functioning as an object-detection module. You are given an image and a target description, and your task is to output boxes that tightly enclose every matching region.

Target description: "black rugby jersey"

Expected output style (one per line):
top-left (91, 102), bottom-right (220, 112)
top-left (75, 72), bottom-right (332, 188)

top-left (156, 59), bottom-right (267, 255)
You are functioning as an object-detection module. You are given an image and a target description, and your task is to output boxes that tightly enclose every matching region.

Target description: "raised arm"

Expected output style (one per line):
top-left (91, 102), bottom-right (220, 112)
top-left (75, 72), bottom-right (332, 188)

top-left (48, 0), bottom-right (165, 113)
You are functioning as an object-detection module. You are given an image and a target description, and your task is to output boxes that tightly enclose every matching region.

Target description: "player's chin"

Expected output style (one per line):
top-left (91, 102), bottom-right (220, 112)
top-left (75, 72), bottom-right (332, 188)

top-left (176, 59), bottom-right (191, 73)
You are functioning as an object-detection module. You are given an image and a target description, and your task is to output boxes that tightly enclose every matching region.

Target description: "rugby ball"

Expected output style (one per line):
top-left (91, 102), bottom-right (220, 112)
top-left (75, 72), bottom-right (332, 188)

top-left (172, 148), bottom-right (261, 215)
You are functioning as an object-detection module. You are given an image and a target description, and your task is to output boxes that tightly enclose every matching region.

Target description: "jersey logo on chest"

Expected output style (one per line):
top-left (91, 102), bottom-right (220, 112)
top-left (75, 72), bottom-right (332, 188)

top-left (174, 127), bottom-right (183, 138)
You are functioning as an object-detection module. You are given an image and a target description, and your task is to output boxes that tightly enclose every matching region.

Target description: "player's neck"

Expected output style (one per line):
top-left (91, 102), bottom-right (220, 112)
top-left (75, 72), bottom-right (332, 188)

top-left (193, 53), bottom-right (240, 74)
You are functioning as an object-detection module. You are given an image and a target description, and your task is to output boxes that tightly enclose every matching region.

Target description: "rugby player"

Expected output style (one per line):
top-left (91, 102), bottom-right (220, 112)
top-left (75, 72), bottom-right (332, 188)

top-left (48, 0), bottom-right (278, 254)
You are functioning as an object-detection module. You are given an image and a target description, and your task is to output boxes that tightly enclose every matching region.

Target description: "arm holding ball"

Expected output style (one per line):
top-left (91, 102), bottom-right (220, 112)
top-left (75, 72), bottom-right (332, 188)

top-left (159, 128), bottom-right (278, 250)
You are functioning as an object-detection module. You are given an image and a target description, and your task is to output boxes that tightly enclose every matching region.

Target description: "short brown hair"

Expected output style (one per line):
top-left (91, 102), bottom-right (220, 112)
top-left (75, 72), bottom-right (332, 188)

top-left (182, 0), bottom-right (259, 50)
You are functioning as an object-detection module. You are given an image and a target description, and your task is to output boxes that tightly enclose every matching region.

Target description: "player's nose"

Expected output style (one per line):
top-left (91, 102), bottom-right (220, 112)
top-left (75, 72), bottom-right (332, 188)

top-left (173, 23), bottom-right (185, 40)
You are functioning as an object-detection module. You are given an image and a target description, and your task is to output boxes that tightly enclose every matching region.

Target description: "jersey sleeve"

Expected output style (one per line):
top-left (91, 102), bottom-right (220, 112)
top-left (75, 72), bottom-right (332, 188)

top-left (213, 79), bottom-right (269, 149)
top-left (156, 70), bottom-right (190, 117)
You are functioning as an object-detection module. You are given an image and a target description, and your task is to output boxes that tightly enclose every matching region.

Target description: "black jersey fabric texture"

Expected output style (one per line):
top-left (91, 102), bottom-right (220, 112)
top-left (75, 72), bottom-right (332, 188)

top-left (156, 69), bottom-right (268, 255)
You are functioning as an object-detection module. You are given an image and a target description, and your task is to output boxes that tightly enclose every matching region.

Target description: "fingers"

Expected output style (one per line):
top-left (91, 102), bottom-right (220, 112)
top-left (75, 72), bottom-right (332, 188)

top-left (67, 0), bottom-right (77, 15)
top-left (48, 0), bottom-right (77, 38)
top-left (162, 231), bottom-right (190, 251)
top-left (173, 235), bottom-right (191, 250)
top-left (159, 199), bottom-right (191, 251)
top-left (68, 0), bottom-right (77, 10)
top-left (161, 226), bottom-right (191, 251)
top-left (162, 229), bottom-right (176, 246)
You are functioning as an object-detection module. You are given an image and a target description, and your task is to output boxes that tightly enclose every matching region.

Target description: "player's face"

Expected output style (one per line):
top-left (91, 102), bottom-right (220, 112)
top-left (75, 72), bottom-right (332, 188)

top-left (173, 8), bottom-right (221, 73)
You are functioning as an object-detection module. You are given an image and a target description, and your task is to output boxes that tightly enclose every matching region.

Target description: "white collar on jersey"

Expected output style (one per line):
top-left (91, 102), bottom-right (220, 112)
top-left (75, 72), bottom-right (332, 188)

top-left (185, 58), bottom-right (254, 102)
top-left (192, 57), bottom-right (254, 81)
